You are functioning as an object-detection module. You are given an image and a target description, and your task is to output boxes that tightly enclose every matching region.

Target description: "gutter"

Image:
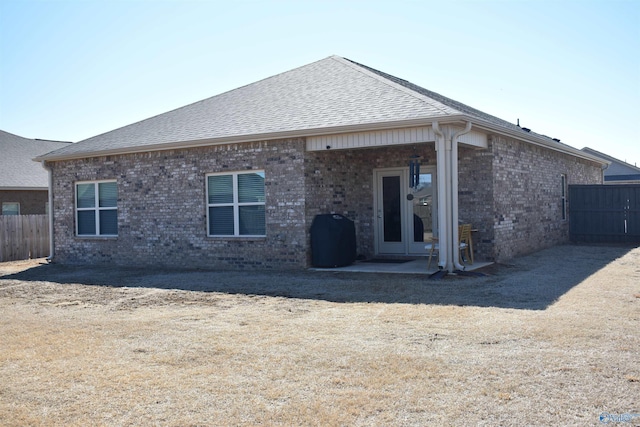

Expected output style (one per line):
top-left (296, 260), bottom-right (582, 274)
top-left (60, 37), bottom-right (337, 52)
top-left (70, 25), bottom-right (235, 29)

top-left (41, 161), bottom-right (54, 262)
top-left (34, 113), bottom-right (605, 166)
top-left (433, 122), bottom-right (449, 270)
top-left (0, 187), bottom-right (49, 191)
top-left (467, 119), bottom-right (607, 165)
top-left (33, 117), bottom-right (467, 162)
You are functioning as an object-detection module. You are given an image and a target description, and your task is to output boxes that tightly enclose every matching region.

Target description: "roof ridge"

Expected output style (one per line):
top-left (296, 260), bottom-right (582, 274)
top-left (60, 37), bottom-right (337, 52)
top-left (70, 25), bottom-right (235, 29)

top-left (333, 56), bottom-right (457, 116)
top-left (79, 56), bottom-right (340, 144)
top-left (339, 57), bottom-right (529, 132)
top-left (35, 55), bottom-right (599, 163)
top-left (34, 139), bottom-right (73, 144)
top-left (0, 129), bottom-right (72, 144)
top-left (0, 129), bottom-right (29, 140)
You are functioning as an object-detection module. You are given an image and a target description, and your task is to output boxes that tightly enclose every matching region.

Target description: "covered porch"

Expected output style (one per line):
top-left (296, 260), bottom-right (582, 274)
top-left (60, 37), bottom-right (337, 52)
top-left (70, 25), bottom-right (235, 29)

top-left (305, 121), bottom-right (491, 273)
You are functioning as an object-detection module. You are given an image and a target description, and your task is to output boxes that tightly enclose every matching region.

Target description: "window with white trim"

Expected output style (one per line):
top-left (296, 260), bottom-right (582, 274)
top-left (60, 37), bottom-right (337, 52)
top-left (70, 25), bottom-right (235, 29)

top-left (2, 202), bottom-right (20, 215)
top-left (76, 181), bottom-right (118, 236)
top-left (561, 174), bottom-right (568, 221)
top-left (207, 171), bottom-right (266, 237)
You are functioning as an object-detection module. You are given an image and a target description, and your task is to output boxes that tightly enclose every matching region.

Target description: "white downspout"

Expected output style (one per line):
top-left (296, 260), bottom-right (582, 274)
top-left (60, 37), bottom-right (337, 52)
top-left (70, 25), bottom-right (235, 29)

top-left (444, 131), bottom-right (455, 272)
top-left (433, 121), bottom-right (472, 273)
top-left (42, 161), bottom-right (54, 261)
top-left (450, 122), bottom-right (473, 271)
top-left (433, 122), bottom-right (448, 270)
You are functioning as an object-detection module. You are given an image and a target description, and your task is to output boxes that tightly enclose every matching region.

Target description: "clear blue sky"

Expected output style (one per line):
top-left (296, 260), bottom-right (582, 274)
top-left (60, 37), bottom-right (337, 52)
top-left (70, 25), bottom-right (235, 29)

top-left (1, 0), bottom-right (639, 165)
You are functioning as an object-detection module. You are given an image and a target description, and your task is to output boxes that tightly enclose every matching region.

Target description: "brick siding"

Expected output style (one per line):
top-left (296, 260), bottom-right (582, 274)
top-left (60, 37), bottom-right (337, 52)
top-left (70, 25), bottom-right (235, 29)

top-left (304, 144), bottom-right (437, 261)
top-left (458, 145), bottom-right (495, 261)
top-left (50, 139), bottom-right (308, 269)
top-left (473, 135), bottom-right (602, 262)
top-left (49, 134), bottom-right (602, 269)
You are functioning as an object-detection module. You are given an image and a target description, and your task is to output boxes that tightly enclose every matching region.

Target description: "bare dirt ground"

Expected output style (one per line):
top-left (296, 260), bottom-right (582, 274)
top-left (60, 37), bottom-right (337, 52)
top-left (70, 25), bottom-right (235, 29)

top-left (1, 244), bottom-right (639, 426)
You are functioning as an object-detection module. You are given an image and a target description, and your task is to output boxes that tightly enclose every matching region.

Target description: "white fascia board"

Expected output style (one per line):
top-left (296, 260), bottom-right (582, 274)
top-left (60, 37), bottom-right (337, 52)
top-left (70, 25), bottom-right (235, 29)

top-left (34, 113), bottom-right (604, 166)
top-left (307, 123), bottom-right (487, 152)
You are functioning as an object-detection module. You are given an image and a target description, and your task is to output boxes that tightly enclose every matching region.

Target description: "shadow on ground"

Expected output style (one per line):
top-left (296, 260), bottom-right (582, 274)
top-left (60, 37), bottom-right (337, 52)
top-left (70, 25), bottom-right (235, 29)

top-left (2, 245), bottom-right (636, 310)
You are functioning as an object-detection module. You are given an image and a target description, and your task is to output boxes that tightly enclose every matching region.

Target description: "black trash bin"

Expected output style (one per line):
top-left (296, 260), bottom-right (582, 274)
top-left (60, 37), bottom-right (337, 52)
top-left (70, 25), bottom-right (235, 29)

top-left (310, 214), bottom-right (356, 267)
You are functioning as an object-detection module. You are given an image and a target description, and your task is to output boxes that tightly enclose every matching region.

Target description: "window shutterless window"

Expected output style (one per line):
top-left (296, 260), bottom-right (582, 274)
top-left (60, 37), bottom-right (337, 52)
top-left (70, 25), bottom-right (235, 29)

top-left (2, 202), bottom-right (20, 215)
top-left (75, 181), bottom-right (118, 236)
top-left (207, 171), bottom-right (266, 237)
top-left (561, 174), bottom-right (568, 221)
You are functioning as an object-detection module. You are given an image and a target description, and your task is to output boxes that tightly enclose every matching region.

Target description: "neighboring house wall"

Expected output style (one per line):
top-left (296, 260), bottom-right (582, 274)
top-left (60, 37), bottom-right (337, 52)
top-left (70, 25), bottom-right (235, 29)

top-left (580, 147), bottom-right (640, 184)
top-left (0, 190), bottom-right (49, 215)
top-left (50, 139), bottom-right (309, 269)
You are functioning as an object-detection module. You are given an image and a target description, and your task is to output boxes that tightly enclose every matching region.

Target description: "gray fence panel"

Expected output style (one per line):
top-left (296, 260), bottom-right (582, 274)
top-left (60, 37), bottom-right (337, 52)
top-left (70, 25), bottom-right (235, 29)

top-left (569, 185), bottom-right (640, 243)
top-left (0, 214), bottom-right (50, 262)
top-left (628, 185), bottom-right (640, 239)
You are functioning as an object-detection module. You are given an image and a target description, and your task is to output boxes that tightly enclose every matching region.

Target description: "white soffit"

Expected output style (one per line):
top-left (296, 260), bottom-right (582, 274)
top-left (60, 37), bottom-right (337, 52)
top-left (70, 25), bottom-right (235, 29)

top-left (306, 126), bottom-right (488, 151)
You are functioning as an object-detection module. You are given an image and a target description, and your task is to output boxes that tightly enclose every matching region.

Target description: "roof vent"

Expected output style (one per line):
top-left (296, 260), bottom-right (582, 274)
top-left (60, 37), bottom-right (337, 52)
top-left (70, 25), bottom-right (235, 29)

top-left (553, 138), bottom-right (561, 142)
top-left (522, 127), bottom-right (531, 133)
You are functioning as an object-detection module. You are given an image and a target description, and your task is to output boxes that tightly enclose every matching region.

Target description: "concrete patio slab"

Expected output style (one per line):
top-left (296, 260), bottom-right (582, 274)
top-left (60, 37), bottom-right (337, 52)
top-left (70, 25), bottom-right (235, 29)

top-left (309, 258), bottom-right (493, 274)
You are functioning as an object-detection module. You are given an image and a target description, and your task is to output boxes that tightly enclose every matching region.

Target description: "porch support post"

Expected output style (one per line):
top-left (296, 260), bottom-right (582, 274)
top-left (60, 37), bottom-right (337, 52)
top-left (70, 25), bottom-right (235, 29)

top-left (450, 121), bottom-right (472, 271)
top-left (433, 121), bottom-right (472, 273)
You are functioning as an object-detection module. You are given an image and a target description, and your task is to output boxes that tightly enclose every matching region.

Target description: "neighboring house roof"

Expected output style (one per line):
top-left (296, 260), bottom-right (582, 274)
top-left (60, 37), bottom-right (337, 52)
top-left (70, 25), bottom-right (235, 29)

top-left (36, 55), bottom-right (605, 165)
top-left (581, 147), bottom-right (640, 183)
top-left (0, 130), bottom-right (72, 189)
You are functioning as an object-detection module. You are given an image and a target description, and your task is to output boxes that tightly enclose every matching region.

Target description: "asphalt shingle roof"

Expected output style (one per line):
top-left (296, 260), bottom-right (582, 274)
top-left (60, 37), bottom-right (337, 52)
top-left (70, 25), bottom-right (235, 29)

top-left (0, 130), bottom-right (71, 188)
top-left (581, 147), bottom-right (640, 177)
top-left (38, 56), bottom-right (467, 160)
top-left (37, 55), bottom-right (601, 163)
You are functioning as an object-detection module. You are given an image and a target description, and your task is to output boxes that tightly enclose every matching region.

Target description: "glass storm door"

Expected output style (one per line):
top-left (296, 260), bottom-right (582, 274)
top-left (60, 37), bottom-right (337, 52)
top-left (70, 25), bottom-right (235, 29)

top-left (375, 168), bottom-right (437, 255)
top-left (409, 170), bottom-right (437, 254)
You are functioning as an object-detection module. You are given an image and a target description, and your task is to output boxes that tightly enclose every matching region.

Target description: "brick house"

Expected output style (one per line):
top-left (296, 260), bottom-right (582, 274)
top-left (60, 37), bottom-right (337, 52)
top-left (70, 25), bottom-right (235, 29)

top-left (36, 56), bottom-right (606, 271)
top-left (1, 130), bottom-right (71, 215)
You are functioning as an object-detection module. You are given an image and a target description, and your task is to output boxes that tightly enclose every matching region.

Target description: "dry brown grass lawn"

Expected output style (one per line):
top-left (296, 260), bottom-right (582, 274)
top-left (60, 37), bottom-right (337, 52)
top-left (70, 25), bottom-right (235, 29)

top-left (0, 245), bottom-right (639, 426)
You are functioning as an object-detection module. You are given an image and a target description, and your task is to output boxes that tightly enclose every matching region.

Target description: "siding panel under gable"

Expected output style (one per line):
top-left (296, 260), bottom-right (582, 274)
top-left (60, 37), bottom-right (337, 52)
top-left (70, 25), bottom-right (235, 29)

top-left (306, 126), bottom-right (487, 151)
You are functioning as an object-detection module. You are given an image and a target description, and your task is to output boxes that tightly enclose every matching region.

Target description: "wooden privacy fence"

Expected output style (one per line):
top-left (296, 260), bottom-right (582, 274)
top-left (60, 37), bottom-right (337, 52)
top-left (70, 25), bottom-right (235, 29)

top-left (569, 184), bottom-right (640, 244)
top-left (0, 215), bottom-right (50, 262)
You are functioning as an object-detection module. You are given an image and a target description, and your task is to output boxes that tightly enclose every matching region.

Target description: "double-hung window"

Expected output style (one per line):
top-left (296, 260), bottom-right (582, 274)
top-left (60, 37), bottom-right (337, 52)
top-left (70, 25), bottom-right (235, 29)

top-left (76, 181), bottom-right (118, 236)
top-left (207, 171), bottom-right (266, 237)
